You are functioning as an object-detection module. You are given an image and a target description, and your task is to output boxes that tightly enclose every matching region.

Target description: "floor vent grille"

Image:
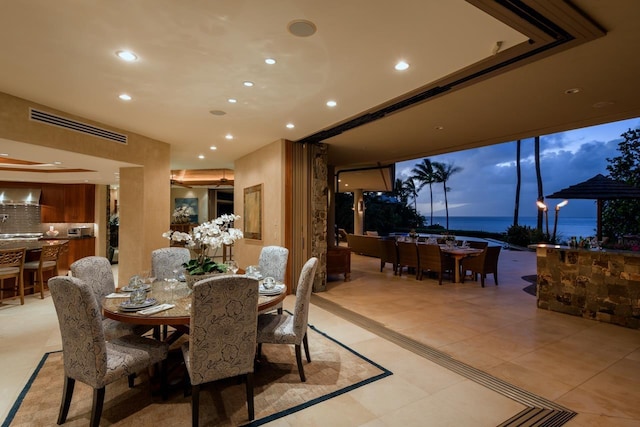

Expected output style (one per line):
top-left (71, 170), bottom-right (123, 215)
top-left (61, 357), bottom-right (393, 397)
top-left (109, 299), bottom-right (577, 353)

top-left (29, 108), bottom-right (127, 144)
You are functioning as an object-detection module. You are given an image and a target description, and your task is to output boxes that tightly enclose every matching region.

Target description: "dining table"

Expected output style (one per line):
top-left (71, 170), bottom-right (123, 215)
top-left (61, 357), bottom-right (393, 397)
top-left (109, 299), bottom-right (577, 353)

top-left (102, 276), bottom-right (287, 344)
top-left (438, 245), bottom-right (483, 283)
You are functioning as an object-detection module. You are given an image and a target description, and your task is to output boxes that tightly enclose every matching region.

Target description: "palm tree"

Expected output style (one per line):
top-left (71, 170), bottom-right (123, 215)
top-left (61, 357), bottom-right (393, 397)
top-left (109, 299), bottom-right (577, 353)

top-left (433, 161), bottom-right (462, 230)
top-left (411, 159), bottom-right (438, 225)
top-left (513, 139), bottom-right (521, 226)
top-left (402, 178), bottom-right (419, 213)
top-left (535, 136), bottom-right (544, 233)
top-left (393, 178), bottom-right (409, 205)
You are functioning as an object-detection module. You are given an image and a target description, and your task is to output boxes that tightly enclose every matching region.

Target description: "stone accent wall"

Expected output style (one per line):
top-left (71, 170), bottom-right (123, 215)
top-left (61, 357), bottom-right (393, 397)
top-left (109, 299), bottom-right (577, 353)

top-left (310, 143), bottom-right (328, 292)
top-left (536, 246), bottom-right (640, 329)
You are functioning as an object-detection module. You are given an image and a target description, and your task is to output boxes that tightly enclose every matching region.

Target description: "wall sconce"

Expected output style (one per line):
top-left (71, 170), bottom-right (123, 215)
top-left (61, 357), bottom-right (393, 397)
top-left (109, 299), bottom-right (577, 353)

top-left (357, 200), bottom-right (364, 213)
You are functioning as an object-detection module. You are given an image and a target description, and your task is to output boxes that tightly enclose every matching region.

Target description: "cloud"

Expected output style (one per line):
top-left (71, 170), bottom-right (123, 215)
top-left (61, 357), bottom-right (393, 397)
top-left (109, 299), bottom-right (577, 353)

top-left (397, 117), bottom-right (640, 218)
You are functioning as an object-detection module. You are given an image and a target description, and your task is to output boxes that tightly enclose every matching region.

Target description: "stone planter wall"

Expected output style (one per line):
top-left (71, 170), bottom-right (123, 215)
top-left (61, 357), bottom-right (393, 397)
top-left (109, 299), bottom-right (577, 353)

top-left (535, 246), bottom-right (640, 329)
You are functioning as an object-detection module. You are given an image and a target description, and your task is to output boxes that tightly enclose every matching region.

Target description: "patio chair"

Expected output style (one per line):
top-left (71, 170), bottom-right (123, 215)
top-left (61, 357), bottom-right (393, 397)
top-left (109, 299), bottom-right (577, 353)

top-left (379, 238), bottom-right (398, 274)
top-left (461, 246), bottom-right (501, 287)
top-left (396, 241), bottom-right (419, 279)
top-left (417, 243), bottom-right (454, 285)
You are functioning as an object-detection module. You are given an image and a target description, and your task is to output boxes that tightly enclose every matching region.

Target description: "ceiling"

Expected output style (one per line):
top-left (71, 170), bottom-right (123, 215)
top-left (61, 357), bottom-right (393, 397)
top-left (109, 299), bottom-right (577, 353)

top-left (0, 0), bottom-right (639, 186)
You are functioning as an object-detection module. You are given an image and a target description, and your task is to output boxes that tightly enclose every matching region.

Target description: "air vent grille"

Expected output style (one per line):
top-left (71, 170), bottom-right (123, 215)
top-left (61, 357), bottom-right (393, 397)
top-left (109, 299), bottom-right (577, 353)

top-left (29, 108), bottom-right (128, 144)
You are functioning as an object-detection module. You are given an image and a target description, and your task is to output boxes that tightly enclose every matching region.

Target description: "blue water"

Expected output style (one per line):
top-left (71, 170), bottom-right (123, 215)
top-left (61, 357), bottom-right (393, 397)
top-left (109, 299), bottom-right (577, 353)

top-left (427, 216), bottom-right (597, 240)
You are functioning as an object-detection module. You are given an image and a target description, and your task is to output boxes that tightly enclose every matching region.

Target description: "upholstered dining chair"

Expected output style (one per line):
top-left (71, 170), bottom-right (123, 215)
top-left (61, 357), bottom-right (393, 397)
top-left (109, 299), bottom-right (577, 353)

top-left (256, 257), bottom-right (318, 382)
top-left (23, 242), bottom-right (66, 299)
top-left (258, 245), bottom-right (289, 314)
top-left (0, 247), bottom-right (26, 304)
top-left (417, 243), bottom-right (454, 284)
top-left (182, 275), bottom-right (260, 425)
top-left (71, 256), bottom-right (154, 340)
top-left (461, 246), bottom-right (501, 287)
top-left (48, 276), bottom-right (169, 427)
top-left (151, 247), bottom-right (191, 281)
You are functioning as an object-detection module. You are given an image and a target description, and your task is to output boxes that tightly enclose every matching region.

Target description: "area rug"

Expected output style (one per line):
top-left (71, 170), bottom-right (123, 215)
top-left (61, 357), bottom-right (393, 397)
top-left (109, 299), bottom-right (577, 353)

top-left (3, 325), bottom-right (391, 427)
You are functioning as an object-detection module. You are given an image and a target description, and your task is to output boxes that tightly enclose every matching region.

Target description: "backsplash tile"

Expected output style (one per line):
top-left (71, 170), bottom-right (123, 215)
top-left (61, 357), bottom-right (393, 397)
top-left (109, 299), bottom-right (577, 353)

top-left (0, 204), bottom-right (41, 234)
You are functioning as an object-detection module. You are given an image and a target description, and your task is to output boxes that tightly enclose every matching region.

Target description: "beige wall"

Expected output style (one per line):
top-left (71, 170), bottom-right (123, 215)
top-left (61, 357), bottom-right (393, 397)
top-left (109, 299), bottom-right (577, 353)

top-left (0, 92), bottom-right (171, 285)
top-left (234, 139), bottom-right (286, 270)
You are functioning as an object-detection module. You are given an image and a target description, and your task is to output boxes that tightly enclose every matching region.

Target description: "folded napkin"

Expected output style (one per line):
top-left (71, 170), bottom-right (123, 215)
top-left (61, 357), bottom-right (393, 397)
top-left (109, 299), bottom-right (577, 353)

top-left (138, 304), bottom-right (175, 315)
top-left (105, 292), bottom-right (131, 298)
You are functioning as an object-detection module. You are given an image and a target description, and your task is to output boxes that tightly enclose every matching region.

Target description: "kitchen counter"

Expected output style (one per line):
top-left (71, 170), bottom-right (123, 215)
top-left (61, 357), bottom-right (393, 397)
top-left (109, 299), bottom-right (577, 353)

top-left (0, 239), bottom-right (68, 251)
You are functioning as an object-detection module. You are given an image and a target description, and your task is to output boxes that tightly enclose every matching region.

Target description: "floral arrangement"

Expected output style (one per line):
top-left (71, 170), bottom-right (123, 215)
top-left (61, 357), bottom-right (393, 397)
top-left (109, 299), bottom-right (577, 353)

top-left (163, 213), bottom-right (243, 275)
top-left (172, 205), bottom-right (194, 224)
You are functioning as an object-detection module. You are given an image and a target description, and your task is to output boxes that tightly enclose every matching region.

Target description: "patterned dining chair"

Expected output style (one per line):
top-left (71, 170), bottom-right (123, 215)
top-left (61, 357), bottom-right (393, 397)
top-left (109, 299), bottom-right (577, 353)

top-left (49, 276), bottom-right (168, 427)
top-left (258, 245), bottom-right (289, 314)
top-left (182, 275), bottom-right (260, 425)
top-left (71, 256), bottom-right (154, 340)
top-left (256, 257), bottom-right (318, 382)
top-left (151, 247), bottom-right (191, 281)
top-left (23, 242), bottom-right (67, 299)
top-left (0, 247), bottom-right (26, 304)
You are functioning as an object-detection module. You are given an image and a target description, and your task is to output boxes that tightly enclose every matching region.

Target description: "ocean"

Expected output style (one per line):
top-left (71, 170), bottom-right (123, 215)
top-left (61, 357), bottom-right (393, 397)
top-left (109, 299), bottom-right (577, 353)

top-left (427, 216), bottom-right (597, 240)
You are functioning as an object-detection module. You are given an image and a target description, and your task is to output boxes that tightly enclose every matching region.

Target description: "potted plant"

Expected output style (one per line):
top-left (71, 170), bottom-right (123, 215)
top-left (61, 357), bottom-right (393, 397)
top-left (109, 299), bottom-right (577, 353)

top-left (162, 213), bottom-right (243, 286)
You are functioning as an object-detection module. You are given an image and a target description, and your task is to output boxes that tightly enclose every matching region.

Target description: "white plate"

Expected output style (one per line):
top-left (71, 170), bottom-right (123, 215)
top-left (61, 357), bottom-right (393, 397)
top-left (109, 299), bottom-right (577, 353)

top-left (121, 284), bottom-right (151, 292)
top-left (119, 298), bottom-right (157, 311)
top-left (259, 283), bottom-right (285, 295)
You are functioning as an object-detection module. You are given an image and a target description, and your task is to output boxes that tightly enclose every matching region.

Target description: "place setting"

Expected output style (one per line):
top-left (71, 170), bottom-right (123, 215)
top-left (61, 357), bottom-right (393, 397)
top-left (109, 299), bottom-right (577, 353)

top-left (259, 276), bottom-right (285, 296)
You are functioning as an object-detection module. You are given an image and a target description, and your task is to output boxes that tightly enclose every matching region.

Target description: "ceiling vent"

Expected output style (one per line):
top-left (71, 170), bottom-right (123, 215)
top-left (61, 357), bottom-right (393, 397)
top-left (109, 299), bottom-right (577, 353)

top-left (29, 108), bottom-right (128, 144)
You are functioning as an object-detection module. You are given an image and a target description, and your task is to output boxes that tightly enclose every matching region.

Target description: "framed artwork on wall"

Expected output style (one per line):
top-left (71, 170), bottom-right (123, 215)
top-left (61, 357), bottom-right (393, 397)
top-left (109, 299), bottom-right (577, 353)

top-left (243, 184), bottom-right (262, 240)
top-left (174, 197), bottom-right (198, 224)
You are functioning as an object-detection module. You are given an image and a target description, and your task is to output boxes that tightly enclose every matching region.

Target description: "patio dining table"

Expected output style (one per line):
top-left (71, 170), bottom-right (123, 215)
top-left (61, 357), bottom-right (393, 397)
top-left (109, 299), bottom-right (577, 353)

top-left (439, 245), bottom-right (483, 283)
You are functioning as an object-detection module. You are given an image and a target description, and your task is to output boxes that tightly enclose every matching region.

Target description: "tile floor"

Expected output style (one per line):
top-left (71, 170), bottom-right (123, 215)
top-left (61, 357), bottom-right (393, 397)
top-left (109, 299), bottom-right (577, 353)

top-left (0, 248), bottom-right (639, 426)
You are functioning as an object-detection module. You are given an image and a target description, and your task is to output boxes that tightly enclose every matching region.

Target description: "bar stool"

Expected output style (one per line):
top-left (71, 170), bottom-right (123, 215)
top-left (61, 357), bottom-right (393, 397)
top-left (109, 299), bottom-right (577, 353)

top-left (0, 247), bottom-right (26, 304)
top-left (23, 242), bottom-right (66, 299)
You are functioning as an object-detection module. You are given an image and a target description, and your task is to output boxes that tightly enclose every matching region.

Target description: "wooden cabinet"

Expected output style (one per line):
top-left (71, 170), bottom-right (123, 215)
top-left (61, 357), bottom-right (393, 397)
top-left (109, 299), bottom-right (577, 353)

top-left (327, 246), bottom-right (351, 281)
top-left (48, 237), bottom-right (95, 272)
top-left (41, 184), bottom-right (95, 223)
top-left (40, 185), bottom-right (66, 222)
top-left (63, 184), bottom-right (95, 222)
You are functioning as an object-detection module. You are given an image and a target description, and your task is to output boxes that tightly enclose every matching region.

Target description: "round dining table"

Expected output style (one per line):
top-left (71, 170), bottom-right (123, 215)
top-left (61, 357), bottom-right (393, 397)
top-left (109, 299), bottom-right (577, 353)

top-left (102, 276), bottom-right (287, 342)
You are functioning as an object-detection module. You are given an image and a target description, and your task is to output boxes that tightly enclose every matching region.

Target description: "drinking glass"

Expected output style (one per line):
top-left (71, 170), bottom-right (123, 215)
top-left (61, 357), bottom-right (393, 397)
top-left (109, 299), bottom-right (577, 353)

top-left (225, 260), bottom-right (239, 274)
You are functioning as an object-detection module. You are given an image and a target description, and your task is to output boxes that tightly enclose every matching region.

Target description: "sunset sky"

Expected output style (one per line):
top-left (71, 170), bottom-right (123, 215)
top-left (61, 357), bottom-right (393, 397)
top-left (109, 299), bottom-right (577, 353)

top-left (396, 117), bottom-right (640, 218)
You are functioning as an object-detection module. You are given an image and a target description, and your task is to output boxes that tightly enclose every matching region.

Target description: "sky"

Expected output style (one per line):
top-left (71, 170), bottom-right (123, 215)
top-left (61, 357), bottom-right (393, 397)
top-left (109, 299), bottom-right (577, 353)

top-left (395, 117), bottom-right (640, 218)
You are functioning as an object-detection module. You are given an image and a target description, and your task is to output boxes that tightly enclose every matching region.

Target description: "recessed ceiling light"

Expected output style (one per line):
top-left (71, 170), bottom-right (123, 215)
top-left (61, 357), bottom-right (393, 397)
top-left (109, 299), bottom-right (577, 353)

top-left (0, 153), bottom-right (8, 157)
top-left (119, 94), bottom-right (132, 101)
top-left (288, 19), bottom-right (317, 37)
top-left (564, 88), bottom-right (581, 94)
top-left (265, 58), bottom-right (276, 65)
top-left (53, 161), bottom-right (62, 165)
top-left (198, 154), bottom-right (205, 159)
top-left (116, 50), bottom-right (138, 62)
top-left (243, 81), bottom-right (254, 87)
top-left (225, 134), bottom-right (233, 140)
top-left (210, 146), bottom-right (217, 150)
top-left (395, 61), bottom-right (409, 71)
top-left (326, 100), bottom-right (337, 107)
top-left (286, 123), bottom-right (295, 129)
top-left (435, 125), bottom-right (444, 130)
top-left (210, 110), bottom-right (226, 116)
top-left (227, 98), bottom-right (237, 103)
